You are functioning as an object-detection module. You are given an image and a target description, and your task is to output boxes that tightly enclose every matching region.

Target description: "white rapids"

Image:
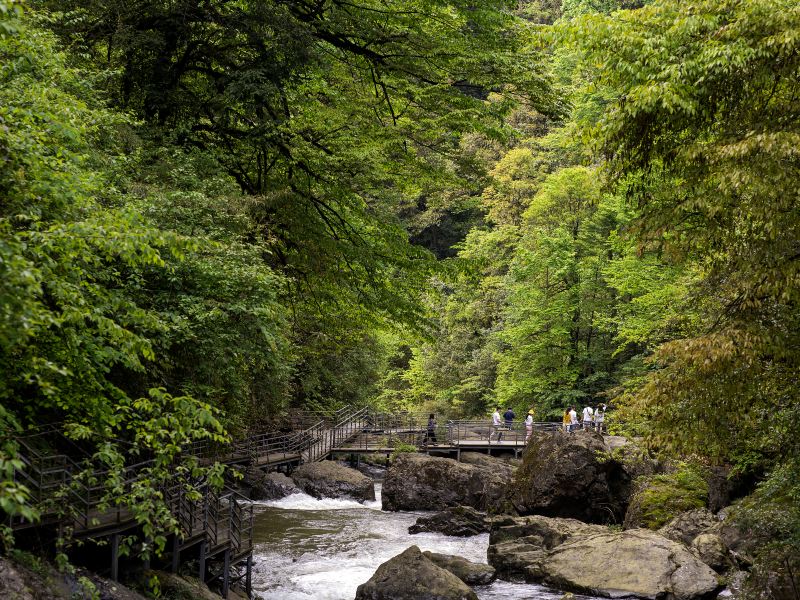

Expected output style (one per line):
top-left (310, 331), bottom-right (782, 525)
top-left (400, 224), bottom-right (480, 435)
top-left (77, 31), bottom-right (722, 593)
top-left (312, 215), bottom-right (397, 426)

top-left (249, 481), bottom-right (601, 600)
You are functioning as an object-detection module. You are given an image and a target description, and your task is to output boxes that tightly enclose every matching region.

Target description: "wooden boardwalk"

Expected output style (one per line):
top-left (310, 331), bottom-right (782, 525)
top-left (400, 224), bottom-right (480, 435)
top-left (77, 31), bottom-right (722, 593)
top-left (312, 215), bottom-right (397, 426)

top-left (335, 418), bottom-right (561, 458)
top-left (9, 407), bottom-right (369, 598)
top-left (8, 409), bottom-right (560, 597)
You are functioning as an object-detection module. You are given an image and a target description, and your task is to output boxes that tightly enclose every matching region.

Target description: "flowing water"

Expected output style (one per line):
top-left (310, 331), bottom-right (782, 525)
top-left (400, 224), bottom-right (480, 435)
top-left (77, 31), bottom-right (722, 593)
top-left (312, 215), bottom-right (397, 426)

top-left (250, 481), bottom-right (603, 600)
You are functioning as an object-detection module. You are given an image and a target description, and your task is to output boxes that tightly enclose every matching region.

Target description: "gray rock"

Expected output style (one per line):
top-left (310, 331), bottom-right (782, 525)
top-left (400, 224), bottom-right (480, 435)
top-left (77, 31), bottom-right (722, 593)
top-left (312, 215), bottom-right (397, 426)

top-left (692, 533), bottom-right (734, 572)
top-left (354, 546), bottom-right (478, 600)
top-left (151, 572), bottom-right (223, 600)
top-left (244, 469), bottom-right (300, 501)
top-left (488, 515), bottom-right (604, 580)
top-left (488, 515), bottom-right (721, 600)
top-left (709, 507), bottom-right (770, 567)
top-left (658, 508), bottom-right (716, 545)
top-left (458, 452), bottom-right (515, 476)
top-left (382, 454), bottom-right (510, 512)
top-left (422, 551), bottom-right (496, 585)
top-left (0, 555), bottom-right (147, 600)
top-left (489, 514), bottom-right (600, 548)
top-left (509, 431), bottom-right (635, 523)
top-left (409, 506), bottom-right (493, 537)
top-left (291, 461), bottom-right (375, 502)
top-left (0, 557), bottom-right (38, 600)
top-left (603, 435), bottom-right (631, 452)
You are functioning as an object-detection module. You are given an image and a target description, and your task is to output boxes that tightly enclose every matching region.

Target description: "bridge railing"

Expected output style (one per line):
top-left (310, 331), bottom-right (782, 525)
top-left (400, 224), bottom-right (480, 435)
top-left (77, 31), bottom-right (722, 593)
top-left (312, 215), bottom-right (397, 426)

top-left (446, 420), bottom-right (561, 445)
top-left (331, 410), bottom-right (429, 450)
top-left (228, 489), bottom-right (254, 557)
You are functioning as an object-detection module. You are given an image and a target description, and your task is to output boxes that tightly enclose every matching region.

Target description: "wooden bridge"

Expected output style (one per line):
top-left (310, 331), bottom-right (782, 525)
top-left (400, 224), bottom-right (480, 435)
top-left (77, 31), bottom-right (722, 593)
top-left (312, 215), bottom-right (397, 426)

top-left (333, 414), bottom-right (561, 459)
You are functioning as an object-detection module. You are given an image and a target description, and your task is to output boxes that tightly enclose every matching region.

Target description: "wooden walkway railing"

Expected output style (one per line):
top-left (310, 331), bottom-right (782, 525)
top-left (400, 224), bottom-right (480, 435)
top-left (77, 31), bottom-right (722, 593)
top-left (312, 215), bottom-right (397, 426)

top-left (6, 406), bottom-right (369, 597)
top-left (334, 412), bottom-right (563, 452)
top-left (10, 406), bottom-right (370, 530)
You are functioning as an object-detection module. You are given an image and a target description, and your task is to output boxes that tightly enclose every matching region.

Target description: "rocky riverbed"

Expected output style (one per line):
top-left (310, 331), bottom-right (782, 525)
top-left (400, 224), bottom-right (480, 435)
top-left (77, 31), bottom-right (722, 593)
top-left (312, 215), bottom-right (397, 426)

top-left (241, 430), bottom-right (788, 600)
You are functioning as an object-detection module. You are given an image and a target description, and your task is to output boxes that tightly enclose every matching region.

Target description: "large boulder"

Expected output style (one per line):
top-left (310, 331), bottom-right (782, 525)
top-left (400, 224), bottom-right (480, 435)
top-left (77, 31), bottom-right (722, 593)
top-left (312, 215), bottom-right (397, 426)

top-left (354, 546), bottom-right (478, 600)
top-left (422, 551), bottom-right (496, 586)
top-left (705, 465), bottom-right (754, 513)
top-left (542, 530), bottom-right (721, 600)
top-left (382, 454), bottom-right (510, 512)
top-left (509, 431), bottom-right (636, 523)
top-left (488, 515), bottom-right (603, 579)
top-left (658, 508), bottom-right (716, 545)
top-left (409, 506), bottom-right (493, 537)
top-left (291, 461), bottom-right (375, 502)
top-left (691, 533), bottom-right (734, 572)
top-left (0, 555), bottom-right (147, 600)
top-left (243, 468), bottom-right (300, 501)
top-left (488, 515), bottom-right (720, 600)
top-left (150, 572), bottom-right (223, 600)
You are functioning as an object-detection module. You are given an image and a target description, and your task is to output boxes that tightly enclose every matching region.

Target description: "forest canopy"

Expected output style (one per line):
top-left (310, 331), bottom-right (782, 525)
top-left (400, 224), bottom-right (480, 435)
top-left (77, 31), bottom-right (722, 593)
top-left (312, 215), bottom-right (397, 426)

top-left (1, 0), bottom-right (798, 579)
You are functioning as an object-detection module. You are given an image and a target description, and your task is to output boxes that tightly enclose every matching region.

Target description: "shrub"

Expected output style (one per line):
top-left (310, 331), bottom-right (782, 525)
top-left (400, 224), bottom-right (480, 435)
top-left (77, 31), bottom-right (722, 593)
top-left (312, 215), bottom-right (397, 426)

top-left (626, 463), bottom-right (708, 529)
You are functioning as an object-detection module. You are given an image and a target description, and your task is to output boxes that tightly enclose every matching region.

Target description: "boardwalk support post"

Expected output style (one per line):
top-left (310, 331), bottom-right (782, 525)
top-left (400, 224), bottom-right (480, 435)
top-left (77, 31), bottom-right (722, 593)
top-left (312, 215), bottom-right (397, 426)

top-left (245, 554), bottom-right (252, 597)
top-left (198, 541), bottom-right (207, 582)
top-left (171, 535), bottom-right (180, 573)
top-left (110, 534), bottom-right (119, 582)
top-left (222, 548), bottom-right (231, 598)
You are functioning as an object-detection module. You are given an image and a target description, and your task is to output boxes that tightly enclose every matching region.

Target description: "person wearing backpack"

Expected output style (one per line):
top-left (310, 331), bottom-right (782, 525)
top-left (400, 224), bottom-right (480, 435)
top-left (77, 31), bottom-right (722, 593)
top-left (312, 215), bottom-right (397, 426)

top-left (425, 413), bottom-right (438, 445)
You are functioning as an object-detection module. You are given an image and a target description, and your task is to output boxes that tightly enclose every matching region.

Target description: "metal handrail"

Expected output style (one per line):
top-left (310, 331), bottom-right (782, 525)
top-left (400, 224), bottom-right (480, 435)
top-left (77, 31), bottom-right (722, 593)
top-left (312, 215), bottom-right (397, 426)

top-left (446, 419), bottom-right (560, 445)
top-left (8, 406), bottom-right (417, 561)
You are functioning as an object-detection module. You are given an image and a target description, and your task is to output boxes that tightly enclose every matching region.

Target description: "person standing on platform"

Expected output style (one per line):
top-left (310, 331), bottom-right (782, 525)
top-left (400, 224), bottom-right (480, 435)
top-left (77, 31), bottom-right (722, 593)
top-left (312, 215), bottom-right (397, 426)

top-left (582, 404), bottom-right (594, 431)
top-left (594, 404), bottom-right (606, 434)
top-left (489, 406), bottom-right (503, 442)
top-left (525, 410), bottom-right (534, 442)
top-left (425, 413), bottom-right (437, 446)
top-left (503, 406), bottom-right (516, 440)
top-left (562, 408), bottom-right (571, 432)
top-left (569, 406), bottom-right (578, 433)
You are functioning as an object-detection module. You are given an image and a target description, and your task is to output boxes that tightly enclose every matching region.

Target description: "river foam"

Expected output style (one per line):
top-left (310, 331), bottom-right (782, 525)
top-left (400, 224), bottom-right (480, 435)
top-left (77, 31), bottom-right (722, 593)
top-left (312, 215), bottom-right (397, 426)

top-left (255, 491), bottom-right (382, 511)
top-left (250, 481), bottom-right (601, 600)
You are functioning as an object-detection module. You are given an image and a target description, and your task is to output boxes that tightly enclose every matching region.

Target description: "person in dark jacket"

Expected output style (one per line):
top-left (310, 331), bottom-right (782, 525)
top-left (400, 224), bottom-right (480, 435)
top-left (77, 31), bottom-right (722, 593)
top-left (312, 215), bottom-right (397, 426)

top-left (425, 413), bottom-right (437, 445)
top-left (503, 407), bottom-right (515, 433)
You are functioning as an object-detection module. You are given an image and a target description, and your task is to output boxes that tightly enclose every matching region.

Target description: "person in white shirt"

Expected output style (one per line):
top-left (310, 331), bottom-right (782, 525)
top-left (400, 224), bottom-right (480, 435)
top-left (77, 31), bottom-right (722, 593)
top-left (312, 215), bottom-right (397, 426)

top-left (525, 410), bottom-right (534, 442)
top-left (489, 407), bottom-right (503, 442)
top-left (582, 405), bottom-right (594, 431)
top-left (594, 404), bottom-right (606, 434)
top-left (569, 406), bottom-right (578, 433)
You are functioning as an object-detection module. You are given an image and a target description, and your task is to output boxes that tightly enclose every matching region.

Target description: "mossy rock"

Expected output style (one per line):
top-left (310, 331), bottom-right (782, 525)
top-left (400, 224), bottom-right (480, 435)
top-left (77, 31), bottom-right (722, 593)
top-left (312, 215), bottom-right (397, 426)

top-left (148, 571), bottom-right (221, 600)
top-left (624, 463), bottom-right (708, 530)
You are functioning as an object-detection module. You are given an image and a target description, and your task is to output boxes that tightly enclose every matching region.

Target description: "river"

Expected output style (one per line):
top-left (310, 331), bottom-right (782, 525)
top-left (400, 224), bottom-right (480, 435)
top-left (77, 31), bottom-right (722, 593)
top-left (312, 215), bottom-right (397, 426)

top-left (249, 480), bottom-right (603, 600)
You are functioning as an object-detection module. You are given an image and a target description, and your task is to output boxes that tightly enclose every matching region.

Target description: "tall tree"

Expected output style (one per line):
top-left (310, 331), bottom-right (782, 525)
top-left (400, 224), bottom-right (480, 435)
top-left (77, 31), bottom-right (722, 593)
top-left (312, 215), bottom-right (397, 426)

top-left (495, 166), bottom-right (622, 416)
top-left (569, 0), bottom-right (800, 572)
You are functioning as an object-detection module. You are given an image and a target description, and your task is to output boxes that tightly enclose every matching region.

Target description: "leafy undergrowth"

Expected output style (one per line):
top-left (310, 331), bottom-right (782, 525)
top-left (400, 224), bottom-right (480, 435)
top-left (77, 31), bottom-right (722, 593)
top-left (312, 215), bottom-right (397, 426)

top-left (628, 463), bottom-right (708, 530)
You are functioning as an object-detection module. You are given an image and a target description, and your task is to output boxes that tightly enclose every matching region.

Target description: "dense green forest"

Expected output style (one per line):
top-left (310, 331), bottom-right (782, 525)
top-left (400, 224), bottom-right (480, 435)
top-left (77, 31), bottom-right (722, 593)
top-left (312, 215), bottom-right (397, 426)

top-left (1, 0), bottom-right (798, 584)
